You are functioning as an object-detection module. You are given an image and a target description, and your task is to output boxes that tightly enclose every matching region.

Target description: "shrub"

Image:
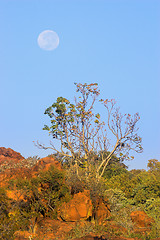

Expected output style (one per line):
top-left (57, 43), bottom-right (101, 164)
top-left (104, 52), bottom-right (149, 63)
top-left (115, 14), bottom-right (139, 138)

top-left (142, 198), bottom-right (160, 238)
top-left (2, 165), bottom-right (71, 236)
top-left (105, 188), bottom-right (137, 231)
top-left (0, 187), bottom-right (21, 239)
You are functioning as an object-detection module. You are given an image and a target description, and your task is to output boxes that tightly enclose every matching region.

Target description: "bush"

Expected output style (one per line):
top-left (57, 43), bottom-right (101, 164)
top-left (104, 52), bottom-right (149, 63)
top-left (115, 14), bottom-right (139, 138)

top-left (0, 165), bottom-right (71, 237)
top-left (142, 198), bottom-right (160, 238)
top-left (105, 172), bottom-right (134, 198)
top-left (105, 188), bottom-right (137, 231)
top-left (14, 166), bottom-right (71, 223)
top-left (38, 165), bottom-right (71, 213)
top-left (130, 171), bottom-right (160, 205)
top-left (0, 187), bottom-right (22, 239)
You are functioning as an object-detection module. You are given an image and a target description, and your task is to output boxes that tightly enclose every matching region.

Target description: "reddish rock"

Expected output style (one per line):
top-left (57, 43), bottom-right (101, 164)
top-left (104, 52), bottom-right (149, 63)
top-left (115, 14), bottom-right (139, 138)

top-left (94, 198), bottom-right (111, 224)
top-left (130, 211), bottom-right (154, 229)
top-left (36, 218), bottom-right (76, 239)
top-left (14, 230), bottom-right (37, 240)
top-left (0, 150), bottom-right (62, 187)
top-left (0, 147), bottom-right (24, 168)
top-left (32, 156), bottom-right (62, 173)
top-left (0, 167), bottom-right (32, 187)
top-left (6, 189), bottom-right (25, 201)
top-left (59, 190), bottom-right (93, 221)
top-left (0, 147), bottom-right (24, 160)
top-left (0, 147), bottom-right (29, 187)
top-left (106, 221), bottom-right (127, 235)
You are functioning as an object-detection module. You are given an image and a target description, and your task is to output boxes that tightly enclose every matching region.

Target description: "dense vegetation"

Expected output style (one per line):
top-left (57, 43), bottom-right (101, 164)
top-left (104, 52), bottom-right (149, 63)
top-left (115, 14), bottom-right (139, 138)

top-left (0, 157), bottom-right (160, 239)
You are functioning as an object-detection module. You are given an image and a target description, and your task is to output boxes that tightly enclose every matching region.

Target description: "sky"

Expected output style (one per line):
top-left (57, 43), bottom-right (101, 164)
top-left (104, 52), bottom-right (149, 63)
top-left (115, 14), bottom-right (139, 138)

top-left (0, 0), bottom-right (160, 170)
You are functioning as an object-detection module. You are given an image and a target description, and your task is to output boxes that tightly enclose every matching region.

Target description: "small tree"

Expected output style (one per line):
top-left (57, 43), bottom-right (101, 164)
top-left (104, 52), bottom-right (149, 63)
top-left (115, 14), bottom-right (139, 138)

top-left (37, 83), bottom-right (142, 181)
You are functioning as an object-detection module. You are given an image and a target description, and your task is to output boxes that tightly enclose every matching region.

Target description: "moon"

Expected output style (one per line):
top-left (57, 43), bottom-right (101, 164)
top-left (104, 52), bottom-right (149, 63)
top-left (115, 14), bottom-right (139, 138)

top-left (37, 30), bottom-right (59, 51)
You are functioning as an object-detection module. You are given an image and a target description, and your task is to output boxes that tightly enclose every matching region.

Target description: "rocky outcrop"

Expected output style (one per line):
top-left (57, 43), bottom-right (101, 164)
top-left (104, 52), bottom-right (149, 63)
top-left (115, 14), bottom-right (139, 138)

top-left (0, 150), bottom-right (61, 187)
top-left (58, 191), bottom-right (111, 224)
top-left (32, 156), bottom-right (62, 173)
top-left (0, 148), bottom-right (157, 240)
top-left (37, 218), bottom-right (76, 239)
top-left (0, 147), bottom-right (24, 160)
top-left (59, 190), bottom-right (93, 221)
top-left (0, 147), bottom-right (24, 170)
top-left (13, 220), bottom-right (133, 240)
top-left (14, 219), bottom-right (76, 240)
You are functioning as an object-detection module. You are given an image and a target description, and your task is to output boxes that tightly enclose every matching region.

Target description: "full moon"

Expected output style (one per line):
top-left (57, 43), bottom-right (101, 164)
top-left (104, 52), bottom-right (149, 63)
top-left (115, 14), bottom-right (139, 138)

top-left (37, 30), bottom-right (59, 51)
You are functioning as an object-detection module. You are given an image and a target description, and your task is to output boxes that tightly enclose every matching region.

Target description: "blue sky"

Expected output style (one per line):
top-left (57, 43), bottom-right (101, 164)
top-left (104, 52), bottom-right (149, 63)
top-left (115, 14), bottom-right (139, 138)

top-left (0, 0), bottom-right (159, 170)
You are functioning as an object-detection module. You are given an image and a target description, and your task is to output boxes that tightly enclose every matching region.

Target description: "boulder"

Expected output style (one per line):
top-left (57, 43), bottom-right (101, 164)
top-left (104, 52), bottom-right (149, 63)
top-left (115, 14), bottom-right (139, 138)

top-left (130, 210), bottom-right (155, 234)
top-left (130, 210), bottom-right (154, 229)
top-left (94, 198), bottom-right (111, 224)
top-left (59, 190), bottom-right (93, 221)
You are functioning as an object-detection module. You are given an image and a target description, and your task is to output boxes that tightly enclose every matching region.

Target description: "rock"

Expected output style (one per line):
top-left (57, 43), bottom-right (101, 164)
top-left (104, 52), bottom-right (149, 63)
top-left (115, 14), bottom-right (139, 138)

top-left (36, 218), bottom-right (76, 239)
top-left (0, 147), bottom-right (24, 171)
top-left (130, 210), bottom-right (155, 234)
top-left (106, 221), bottom-right (127, 235)
top-left (6, 189), bottom-right (25, 201)
top-left (32, 156), bottom-right (62, 173)
top-left (0, 147), bottom-right (24, 160)
top-left (0, 147), bottom-right (29, 187)
top-left (0, 167), bottom-right (33, 187)
top-left (36, 219), bottom-right (136, 240)
top-left (130, 211), bottom-right (154, 229)
top-left (94, 198), bottom-right (111, 224)
top-left (14, 230), bottom-right (37, 240)
top-left (59, 190), bottom-right (93, 221)
top-left (0, 150), bottom-right (62, 187)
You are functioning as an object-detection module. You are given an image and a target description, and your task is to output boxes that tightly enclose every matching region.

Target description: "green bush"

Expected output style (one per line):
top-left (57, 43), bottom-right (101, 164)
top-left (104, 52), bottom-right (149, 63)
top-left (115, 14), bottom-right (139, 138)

top-left (38, 165), bottom-right (71, 213)
top-left (142, 198), bottom-right (160, 238)
top-left (0, 166), bottom-right (71, 237)
top-left (14, 166), bottom-right (71, 222)
top-left (130, 171), bottom-right (160, 205)
top-left (105, 172), bottom-right (134, 198)
top-left (105, 188), bottom-right (137, 231)
top-left (0, 187), bottom-right (22, 239)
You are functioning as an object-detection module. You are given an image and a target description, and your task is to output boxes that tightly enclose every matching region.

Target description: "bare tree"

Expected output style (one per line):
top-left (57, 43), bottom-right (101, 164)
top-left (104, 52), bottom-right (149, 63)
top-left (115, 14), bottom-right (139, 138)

top-left (36, 83), bottom-right (142, 181)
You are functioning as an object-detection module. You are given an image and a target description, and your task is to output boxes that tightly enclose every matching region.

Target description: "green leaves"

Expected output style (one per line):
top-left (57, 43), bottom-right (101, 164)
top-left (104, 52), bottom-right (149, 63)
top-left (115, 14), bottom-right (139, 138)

top-left (42, 83), bottom-right (102, 153)
top-left (43, 125), bottom-right (50, 131)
